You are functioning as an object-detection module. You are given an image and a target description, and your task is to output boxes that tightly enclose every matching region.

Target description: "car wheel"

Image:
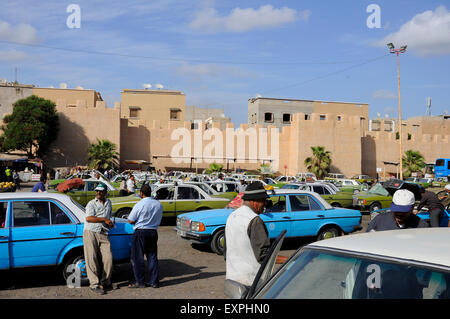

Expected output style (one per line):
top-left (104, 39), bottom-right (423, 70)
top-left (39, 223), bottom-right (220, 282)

top-left (369, 202), bottom-right (382, 213)
top-left (116, 208), bottom-right (131, 219)
top-left (62, 254), bottom-right (89, 287)
top-left (210, 229), bottom-right (225, 255)
top-left (317, 226), bottom-right (340, 241)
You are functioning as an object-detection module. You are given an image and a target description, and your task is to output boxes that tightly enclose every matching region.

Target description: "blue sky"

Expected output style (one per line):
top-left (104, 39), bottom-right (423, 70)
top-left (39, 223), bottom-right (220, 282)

top-left (0, 0), bottom-right (449, 125)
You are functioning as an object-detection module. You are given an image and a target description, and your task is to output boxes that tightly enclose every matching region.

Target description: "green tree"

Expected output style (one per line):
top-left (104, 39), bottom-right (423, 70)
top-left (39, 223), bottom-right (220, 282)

top-left (0, 95), bottom-right (59, 157)
top-left (304, 146), bottom-right (332, 179)
top-left (87, 139), bottom-right (120, 170)
top-left (205, 162), bottom-right (223, 174)
top-left (402, 149), bottom-right (426, 178)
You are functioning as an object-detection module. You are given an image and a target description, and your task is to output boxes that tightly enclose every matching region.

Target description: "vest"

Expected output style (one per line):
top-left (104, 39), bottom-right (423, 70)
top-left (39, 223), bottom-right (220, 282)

top-left (225, 205), bottom-right (261, 287)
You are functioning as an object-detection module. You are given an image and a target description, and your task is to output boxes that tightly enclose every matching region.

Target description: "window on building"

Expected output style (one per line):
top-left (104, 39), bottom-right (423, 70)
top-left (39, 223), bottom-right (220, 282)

top-left (337, 116), bottom-right (342, 121)
top-left (170, 109), bottom-right (181, 120)
top-left (283, 113), bottom-right (291, 123)
top-left (129, 106), bottom-right (141, 118)
top-left (264, 112), bottom-right (273, 123)
top-left (320, 115), bottom-right (326, 121)
top-left (305, 114), bottom-right (311, 120)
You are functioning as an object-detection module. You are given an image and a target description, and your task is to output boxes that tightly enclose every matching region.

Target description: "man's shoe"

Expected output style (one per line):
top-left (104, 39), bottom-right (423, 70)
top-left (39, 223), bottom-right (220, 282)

top-left (102, 283), bottom-right (118, 291)
top-left (128, 282), bottom-right (146, 289)
top-left (147, 283), bottom-right (160, 288)
top-left (91, 287), bottom-right (106, 295)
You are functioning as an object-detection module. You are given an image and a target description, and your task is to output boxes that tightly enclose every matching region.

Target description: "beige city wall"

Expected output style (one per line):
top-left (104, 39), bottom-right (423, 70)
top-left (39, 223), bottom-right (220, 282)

top-left (120, 112), bottom-right (364, 177)
top-left (42, 96), bottom-right (121, 168)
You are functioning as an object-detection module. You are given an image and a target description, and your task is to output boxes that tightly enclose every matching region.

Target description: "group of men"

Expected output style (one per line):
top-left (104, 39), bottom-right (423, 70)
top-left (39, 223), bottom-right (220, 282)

top-left (83, 182), bottom-right (163, 295)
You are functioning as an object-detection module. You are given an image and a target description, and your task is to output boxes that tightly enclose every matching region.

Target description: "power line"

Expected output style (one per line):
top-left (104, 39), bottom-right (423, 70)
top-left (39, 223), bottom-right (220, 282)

top-left (0, 39), bottom-right (377, 66)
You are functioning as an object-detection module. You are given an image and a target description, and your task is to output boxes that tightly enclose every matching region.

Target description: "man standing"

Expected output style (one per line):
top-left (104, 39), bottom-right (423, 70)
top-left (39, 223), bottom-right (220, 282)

top-left (439, 184), bottom-right (450, 209)
top-left (224, 182), bottom-right (270, 296)
top-left (367, 189), bottom-right (429, 231)
top-left (127, 184), bottom-right (163, 288)
top-left (237, 179), bottom-right (247, 193)
top-left (126, 175), bottom-right (136, 195)
top-left (416, 187), bottom-right (445, 227)
top-left (83, 183), bottom-right (115, 295)
top-left (32, 176), bottom-right (47, 192)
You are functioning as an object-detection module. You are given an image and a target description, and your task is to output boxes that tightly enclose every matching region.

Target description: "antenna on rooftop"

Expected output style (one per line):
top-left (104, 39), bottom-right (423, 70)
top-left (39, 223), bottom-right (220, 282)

top-left (426, 97), bottom-right (431, 116)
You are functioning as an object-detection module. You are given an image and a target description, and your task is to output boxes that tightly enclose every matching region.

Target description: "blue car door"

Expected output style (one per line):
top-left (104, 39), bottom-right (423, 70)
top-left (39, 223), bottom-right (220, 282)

top-left (288, 194), bottom-right (325, 236)
top-left (10, 200), bottom-right (77, 268)
top-left (260, 195), bottom-right (291, 238)
top-left (0, 201), bottom-right (10, 269)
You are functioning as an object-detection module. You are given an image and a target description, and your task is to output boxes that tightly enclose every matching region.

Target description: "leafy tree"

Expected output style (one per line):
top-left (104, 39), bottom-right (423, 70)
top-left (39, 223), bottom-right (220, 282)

top-left (87, 139), bottom-right (120, 170)
top-left (402, 149), bottom-right (425, 178)
top-left (258, 163), bottom-right (273, 176)
top-left (304, 146), bottom-right (332, 179)
top-left (0, 95), bottom-right (59, 157)
top-left (205, 162), bottom-right (223, 174)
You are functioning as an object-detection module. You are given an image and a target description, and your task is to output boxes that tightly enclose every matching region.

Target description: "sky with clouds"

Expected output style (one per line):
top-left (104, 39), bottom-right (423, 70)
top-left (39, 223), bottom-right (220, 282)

top-left (0, 0), bottom-right (449, 125)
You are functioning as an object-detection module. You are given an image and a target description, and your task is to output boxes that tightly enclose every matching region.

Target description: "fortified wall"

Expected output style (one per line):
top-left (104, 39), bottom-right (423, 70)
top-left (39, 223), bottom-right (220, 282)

top-left (43, 98), bottom-right (121, 169)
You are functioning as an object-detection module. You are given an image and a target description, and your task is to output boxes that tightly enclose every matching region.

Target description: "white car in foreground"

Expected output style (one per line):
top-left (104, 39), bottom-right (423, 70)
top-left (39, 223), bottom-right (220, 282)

top-left (248, 228), bottom-right (450, 299)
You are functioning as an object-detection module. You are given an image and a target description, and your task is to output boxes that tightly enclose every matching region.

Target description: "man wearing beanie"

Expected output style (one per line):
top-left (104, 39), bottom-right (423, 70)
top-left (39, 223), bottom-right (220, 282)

top-left (367, 189), bottom-right (429, 231)
top-left (224, 182), bottom-right (270, 293)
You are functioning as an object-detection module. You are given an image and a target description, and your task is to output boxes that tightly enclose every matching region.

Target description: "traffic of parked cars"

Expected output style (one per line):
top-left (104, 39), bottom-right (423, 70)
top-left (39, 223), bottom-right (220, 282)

top-left (2, 168), bottom-right (449, 299)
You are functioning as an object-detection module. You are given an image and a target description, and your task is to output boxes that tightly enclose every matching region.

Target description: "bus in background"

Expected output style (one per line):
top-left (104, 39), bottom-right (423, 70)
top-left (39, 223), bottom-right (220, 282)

top-left (435, 158), bottom-right (450, 178)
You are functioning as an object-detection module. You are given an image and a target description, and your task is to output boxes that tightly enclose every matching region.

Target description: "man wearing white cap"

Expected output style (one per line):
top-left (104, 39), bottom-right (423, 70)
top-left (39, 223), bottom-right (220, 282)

top-left (366, 189), bottom-right (429, 231)
top-left (439, 184), bottom-right (450, 209)
top-left (83, 183), bottom-right (115, 294)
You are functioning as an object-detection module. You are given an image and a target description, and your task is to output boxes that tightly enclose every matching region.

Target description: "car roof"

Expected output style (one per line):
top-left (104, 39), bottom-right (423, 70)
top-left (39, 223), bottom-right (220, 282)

top-left (0, 192), bottom-right (86, 222)
top-left (308, 228), bottom-right (450, 268)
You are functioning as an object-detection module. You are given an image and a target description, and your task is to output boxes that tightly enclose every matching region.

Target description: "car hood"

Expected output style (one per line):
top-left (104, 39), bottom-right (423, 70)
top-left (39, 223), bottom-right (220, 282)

top-left (178, 208), bottom-right (234, 223)
top-left (110, 194), bottom-right (140, 204)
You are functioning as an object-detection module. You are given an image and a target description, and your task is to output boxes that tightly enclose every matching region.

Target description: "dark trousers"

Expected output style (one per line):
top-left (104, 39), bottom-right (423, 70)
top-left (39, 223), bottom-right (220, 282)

top-left (430, 208), bottom-right (444, 227)
top-left (131, 229), bottom-right (159, 285)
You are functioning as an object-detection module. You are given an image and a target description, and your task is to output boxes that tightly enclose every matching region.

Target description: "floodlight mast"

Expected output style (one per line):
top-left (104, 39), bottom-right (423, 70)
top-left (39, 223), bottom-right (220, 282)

top-left (387, 43), bottom-right (407, 180)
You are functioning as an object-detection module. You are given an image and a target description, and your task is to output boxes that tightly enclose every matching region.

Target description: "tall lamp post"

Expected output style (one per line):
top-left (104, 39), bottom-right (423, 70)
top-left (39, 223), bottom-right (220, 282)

top-left (387, 43), bottom-right (407, 180)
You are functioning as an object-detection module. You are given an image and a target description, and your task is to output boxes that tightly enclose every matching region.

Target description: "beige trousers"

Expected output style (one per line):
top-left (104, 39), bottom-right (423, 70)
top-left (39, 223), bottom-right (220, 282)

top-left (83, 230), bottom-right (113, 288)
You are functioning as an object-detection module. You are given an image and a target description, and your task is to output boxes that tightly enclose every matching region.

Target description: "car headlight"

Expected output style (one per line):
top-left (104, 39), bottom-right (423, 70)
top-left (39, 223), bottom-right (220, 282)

top-left (358, 199), bottom-right (367, 206)
top-left (191, 221), bottom-right (205, 232)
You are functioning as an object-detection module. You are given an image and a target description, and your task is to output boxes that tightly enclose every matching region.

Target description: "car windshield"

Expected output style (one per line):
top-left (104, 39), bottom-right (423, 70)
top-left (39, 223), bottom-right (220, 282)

top-left (367, 183), bottom-right (389, 196)
top-left (406, 177), bottom-right (416, 181)
top-left (419, 179), bottom-right (429, 183)
top-left (70, 196), bottom-right (86, 213)
top-left (255, 248), bottom-right (450, 299)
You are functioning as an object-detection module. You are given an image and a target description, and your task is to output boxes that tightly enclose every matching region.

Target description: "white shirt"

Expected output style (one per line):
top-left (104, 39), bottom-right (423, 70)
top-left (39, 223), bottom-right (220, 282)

top-left (126, 179), bottom-right (136, 193)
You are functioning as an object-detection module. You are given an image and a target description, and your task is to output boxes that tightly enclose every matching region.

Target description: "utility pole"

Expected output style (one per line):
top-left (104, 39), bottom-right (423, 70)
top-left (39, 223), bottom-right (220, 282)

top-left (387, 43), bottom-right (407, 180)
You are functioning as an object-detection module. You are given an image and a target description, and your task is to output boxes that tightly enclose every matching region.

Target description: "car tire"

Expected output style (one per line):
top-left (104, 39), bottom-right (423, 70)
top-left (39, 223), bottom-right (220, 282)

top-left (369, 202), bottom-right (382, 213)
top-left (62, 254), bottom-right (89, 287)
top-left (317, 226), bottom-right (341, 241)
top-left (210, 229), bottom-right (225, 255)
top-left (116, 208), bottom-right (132, 219)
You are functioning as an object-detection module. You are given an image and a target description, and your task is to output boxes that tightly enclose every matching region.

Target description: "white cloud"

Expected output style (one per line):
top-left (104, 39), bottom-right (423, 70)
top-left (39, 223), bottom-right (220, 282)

top-left (189, 5), bottom-right (308, 33)
top-left (374, 6), bottom-right (450, 56)
top-left (373, 89), bottom-right (396, 99)
top-left (0, 49), bottom-right (29, 62)
top-left (176, 63), bottom-right (254, 80)
top-left (0, 20), bottom-right (39, 44)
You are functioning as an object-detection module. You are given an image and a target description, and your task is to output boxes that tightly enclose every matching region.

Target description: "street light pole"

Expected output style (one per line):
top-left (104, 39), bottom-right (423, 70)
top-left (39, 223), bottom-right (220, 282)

top-left (387, 43), bottom-right (407, 180)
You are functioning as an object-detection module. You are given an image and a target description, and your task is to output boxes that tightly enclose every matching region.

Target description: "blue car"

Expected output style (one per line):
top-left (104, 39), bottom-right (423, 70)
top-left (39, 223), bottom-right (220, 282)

top-left (175, 189), bottom-right (362, 255)
top-left (0, 192), bottom-right (134, 286)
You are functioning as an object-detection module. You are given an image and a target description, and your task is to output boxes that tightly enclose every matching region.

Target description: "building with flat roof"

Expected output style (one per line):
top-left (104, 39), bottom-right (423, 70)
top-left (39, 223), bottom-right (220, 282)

top-left (248, 96), bottom-right (369, 130)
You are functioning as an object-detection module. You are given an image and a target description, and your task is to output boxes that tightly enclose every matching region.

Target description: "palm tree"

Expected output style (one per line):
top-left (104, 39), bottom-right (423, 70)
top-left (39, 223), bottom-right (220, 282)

top-left (304, 146), bottom-right (332, 179)
top-left (87, 139), bottom-right (120, 170)
top-left (402, 150), bottom-right (425, 178)
top-left (205, 162), bottom-right (223, 174)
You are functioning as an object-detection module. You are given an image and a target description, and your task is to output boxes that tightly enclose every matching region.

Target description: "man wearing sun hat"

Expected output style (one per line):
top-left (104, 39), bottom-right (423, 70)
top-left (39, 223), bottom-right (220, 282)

top-left (83, 183), bottom-right (115, 294)
top-left (224, 182), bottom-right (271, 294)
top-left (366, 189), bottom-right (429, 232)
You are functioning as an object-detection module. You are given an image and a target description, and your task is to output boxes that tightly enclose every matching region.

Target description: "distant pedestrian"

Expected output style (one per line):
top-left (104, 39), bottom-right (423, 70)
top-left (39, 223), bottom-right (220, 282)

top-left (416, 187), bottom-right (445, 227)
top-left (12, 171), bottom-right (20, 190)
top-left (83, 183), bottom-right (115, 295)
top-left (31, 176), bottom-right (47, 192)
top-left (367, 189), bottom-right (429, 231)
top-left (126, 175), bottom-right (136, 195)
top-left (127, 184), bottom-right (163, 288)
top-left (237, 179), bottom-right (247, 193)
